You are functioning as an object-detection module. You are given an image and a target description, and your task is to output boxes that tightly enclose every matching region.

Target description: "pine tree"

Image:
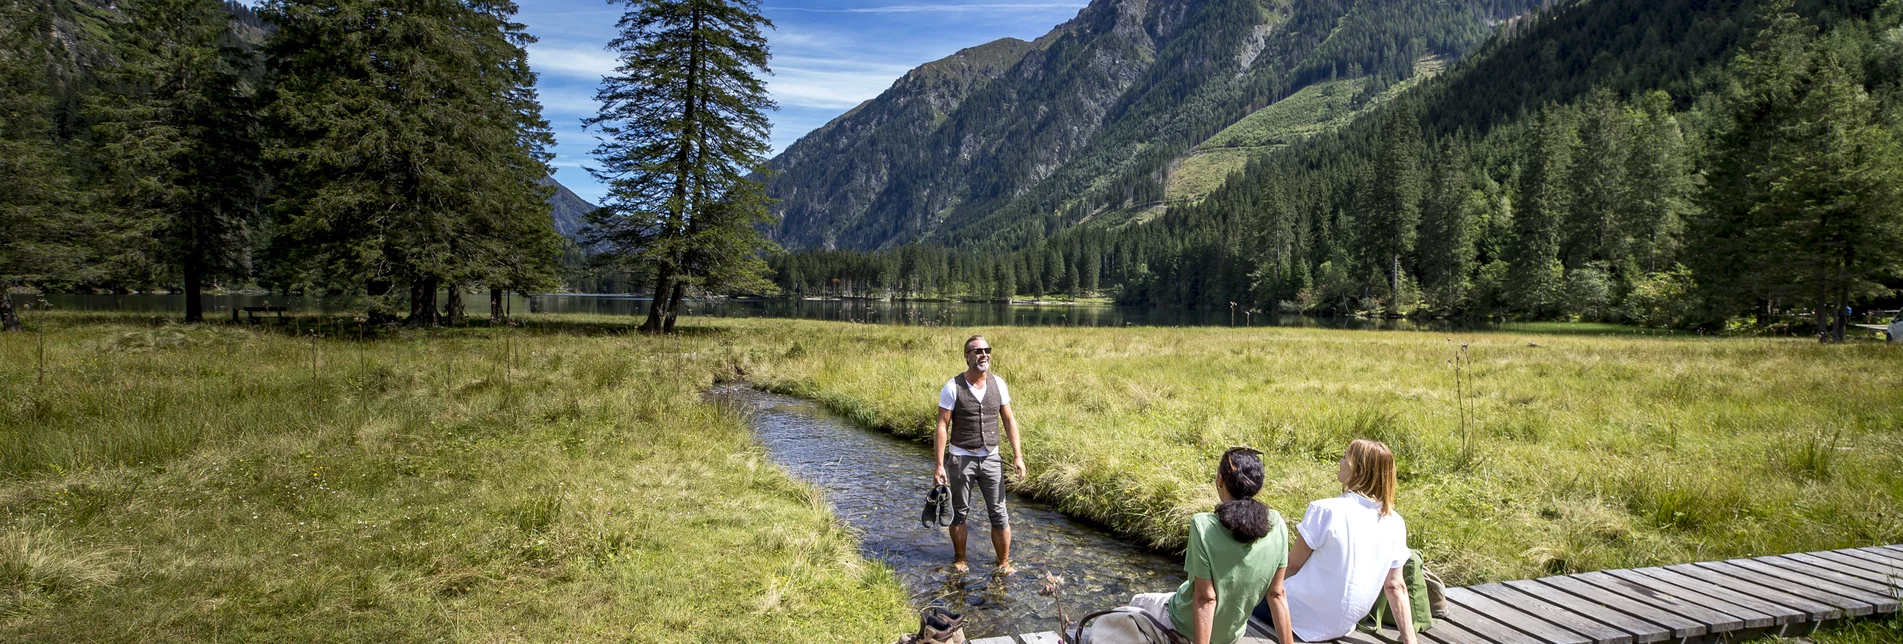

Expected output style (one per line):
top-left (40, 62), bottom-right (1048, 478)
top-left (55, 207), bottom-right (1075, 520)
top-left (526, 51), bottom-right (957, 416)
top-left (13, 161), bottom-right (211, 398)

top-left (0, 0), bottom-right (85, 332)
top-left (1364, 109), bottom-right (1424, 314)
top-left (1691, 0), bottom-right (1817, 321)
top-left (263, 0), bottom-right (556, 326)
top-left (1418, 138), bottom-right (1478, 312)
top-left (1508, 104), bottom-right (1573, 317)
top-left (1561, 88), bottom-right (1630, 271)
top-left (92, 0), bottom-right (262, 323)
top-left (1748, 52), bottom-right (1903, 340)
top-left (1619, 90), bottom-right (1691, 277)
top-left (587, 0), bottom-right (775, 333)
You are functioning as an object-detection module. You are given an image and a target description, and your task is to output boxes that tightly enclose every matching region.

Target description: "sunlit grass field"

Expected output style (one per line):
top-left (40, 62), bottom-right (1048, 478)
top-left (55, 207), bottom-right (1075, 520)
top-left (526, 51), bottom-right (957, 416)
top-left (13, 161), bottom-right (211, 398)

top-left (0, 313), bottom-right (910, 642)
top-left (723, 318), bottom-right (1903, 588)
top-left (4, 311), bottom-right (1900, 642)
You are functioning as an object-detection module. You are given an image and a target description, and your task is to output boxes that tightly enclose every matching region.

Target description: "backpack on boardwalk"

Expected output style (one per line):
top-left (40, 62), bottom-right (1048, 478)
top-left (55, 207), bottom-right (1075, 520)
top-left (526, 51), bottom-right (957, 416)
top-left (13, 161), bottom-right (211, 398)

top-left (1360, 549), bottom-right (1446, 634)
top-left (1070, 607), bottom-right (1190, 644)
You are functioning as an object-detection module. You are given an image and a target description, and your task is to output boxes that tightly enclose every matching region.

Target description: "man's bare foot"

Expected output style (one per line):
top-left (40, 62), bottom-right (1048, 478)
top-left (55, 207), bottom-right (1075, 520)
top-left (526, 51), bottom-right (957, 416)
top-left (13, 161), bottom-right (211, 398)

top-left (996, 560), bottom-right (1017, 576)
top-left (952, 560), bottom-right (969, 573)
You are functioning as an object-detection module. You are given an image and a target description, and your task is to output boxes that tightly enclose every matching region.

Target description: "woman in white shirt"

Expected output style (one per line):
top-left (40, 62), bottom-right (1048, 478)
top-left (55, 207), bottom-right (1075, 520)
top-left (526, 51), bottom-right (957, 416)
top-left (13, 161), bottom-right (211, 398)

top-left (1255, 439), bottom-right (1416, 643)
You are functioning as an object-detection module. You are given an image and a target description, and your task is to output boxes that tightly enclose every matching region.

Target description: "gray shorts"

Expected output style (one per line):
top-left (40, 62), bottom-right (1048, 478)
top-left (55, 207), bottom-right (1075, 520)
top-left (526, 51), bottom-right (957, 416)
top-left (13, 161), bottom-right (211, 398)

top-left (949, 453), bottom-right (1009, 529)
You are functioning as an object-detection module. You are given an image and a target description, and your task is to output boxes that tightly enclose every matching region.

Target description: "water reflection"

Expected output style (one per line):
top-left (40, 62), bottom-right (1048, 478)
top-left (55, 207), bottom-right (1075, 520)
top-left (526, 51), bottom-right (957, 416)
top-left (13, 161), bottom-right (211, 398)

top-left (711, 384), bottom-right (1183, 639)
top-left (36, 293), bottom-right (1484, 331)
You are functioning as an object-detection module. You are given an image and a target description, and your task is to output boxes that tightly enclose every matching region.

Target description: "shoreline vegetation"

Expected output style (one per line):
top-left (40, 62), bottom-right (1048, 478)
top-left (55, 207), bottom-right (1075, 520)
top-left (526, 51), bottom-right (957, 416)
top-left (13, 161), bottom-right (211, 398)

top-left (5, 312), bottom-right (1901, 642)
top-left (0, 313), bottom-right (910, 642)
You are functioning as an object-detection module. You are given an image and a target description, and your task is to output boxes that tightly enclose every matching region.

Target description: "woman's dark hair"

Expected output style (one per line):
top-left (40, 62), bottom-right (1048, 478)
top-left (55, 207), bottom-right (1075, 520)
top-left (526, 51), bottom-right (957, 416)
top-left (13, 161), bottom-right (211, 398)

top-left (1216, 447), bottom-right (1271, 543)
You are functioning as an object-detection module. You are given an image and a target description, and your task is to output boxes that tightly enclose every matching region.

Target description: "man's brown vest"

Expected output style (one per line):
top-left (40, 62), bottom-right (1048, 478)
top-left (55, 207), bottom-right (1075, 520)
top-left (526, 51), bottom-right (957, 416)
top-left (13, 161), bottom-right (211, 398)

top-left (949, 373), bottom-right (1003, 451)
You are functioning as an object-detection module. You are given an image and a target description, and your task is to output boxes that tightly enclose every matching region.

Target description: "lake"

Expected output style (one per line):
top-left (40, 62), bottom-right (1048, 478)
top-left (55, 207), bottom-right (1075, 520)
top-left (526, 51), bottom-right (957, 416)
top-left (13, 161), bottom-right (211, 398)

top-left (23, 293), bottom-right (1689, 336)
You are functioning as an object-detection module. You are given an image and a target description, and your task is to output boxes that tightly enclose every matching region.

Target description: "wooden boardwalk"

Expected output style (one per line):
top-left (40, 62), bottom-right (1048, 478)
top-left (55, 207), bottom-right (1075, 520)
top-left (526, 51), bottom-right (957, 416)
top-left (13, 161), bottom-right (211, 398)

top-left (971, 545), bottom-right (1903, 644)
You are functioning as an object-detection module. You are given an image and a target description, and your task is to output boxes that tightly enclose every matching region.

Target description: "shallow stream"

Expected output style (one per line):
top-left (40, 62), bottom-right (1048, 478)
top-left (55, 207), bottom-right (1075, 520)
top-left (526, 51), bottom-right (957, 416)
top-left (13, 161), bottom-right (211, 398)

top-left (710, 384), bottom-right (1184, 639)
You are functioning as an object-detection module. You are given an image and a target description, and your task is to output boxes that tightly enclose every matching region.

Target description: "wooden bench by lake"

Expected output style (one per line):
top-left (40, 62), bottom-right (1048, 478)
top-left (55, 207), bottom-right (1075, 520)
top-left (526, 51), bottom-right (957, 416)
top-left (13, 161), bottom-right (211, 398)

top-left (233, 305), bottom-right (289, 323)
top-left (975, 544), bottom-right (1903, 644)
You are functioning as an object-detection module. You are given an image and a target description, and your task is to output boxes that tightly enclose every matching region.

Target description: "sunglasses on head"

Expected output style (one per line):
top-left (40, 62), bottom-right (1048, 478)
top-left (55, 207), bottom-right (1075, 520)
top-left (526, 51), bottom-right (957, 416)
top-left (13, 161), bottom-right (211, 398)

top-left (967, 347), bottom-right (992, 355)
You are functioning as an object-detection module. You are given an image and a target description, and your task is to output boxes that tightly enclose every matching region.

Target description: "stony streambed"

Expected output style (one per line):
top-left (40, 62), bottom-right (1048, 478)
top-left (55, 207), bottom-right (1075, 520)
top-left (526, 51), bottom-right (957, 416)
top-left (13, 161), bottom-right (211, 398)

top-left (711, 384), bottom-right (1184, 639)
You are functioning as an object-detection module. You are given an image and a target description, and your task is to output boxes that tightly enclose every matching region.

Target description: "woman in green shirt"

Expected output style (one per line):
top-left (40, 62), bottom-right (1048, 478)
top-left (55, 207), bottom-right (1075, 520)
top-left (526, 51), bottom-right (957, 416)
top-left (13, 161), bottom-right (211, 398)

top-left (1126, 447), bottom-right (1293, 644)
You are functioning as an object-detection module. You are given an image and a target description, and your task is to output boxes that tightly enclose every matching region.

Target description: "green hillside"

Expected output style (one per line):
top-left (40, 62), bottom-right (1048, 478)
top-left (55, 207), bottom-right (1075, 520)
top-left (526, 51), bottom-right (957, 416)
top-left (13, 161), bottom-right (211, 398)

top-left (768, 0), bottom-right (1903, 335)
top-left (1164, 56), bottom-right (1446, 207)
top-left (765, 0), bottom-right (1543, 251)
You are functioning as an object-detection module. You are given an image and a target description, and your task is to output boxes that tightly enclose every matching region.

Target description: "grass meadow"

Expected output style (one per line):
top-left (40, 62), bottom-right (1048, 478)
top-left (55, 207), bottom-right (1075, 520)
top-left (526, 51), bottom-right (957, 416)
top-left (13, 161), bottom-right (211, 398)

top-left (4, 311), bottom-right (1900, 642)
top-left (0, 313), bottom-right (910, 642)
top-left (722, 319), bottom-right (1903, 588)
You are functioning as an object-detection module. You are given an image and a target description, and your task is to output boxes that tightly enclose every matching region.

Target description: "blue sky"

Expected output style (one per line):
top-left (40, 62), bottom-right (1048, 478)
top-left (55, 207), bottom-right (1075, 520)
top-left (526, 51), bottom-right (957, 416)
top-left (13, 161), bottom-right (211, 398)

top-left (518, 0), bottom-right (1088, 205)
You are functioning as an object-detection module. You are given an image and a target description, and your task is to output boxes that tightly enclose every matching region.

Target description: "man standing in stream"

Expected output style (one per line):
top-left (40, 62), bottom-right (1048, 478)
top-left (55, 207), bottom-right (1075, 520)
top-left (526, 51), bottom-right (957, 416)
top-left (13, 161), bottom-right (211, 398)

top-left (933, 334), bottom-right (1027, 575)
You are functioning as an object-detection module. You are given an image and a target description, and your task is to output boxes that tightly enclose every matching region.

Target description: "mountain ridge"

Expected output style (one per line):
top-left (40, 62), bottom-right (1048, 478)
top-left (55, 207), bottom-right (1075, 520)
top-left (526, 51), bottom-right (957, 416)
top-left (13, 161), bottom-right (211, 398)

top-left (764, 0), bottom-right (1542, 252)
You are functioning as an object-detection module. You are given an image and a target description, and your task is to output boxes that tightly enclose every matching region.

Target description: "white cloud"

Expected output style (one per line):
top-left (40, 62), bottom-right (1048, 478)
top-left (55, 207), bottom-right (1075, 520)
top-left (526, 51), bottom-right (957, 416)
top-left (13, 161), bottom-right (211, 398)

top-left (536, 87), bottom-right (602, 117)
top-left (527, 44), bottom-right (619, 80)
top-left (769, 63), bottom-right (908, 108)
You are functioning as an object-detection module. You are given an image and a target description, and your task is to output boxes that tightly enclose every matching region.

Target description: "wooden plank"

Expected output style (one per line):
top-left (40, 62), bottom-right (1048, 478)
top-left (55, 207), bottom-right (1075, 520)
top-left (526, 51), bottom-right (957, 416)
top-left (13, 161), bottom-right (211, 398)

top-left (1624, 567), bottom-right (1810, 626)
top-left (1419, 618), bottom-right (1505, 644)
top-left (1695, 561), bottom-right (1876, 617)
top-left (1431, 594), bottom-right (1548, 644)
top-left (1500, 579), bottom-right (1675, 643)
top-left (1836, 548), bottom-right (1903, 575)
top-left (1443, 587), bottom-right (1591, 644)
top-left (1602, 568), bottom-right (1777, 629)
top-left (1765, 555), bottom-right (1903, 599)
top-left (1019, 632), bottom-right (1063, 644)
top-left (1805, 551), bottom-right (1903, 584)
top-left (1663, 563), bottom-right (1842, 621)
top-left (1845, 547), bottom-right (1903, 569)
top-left (1467, 583), bottom-right (1636, 644)
top-left (1573, 570), bottom-right (1746, 633)
top-left (1332, 630), bottom-right (1395, 644)
top-left (1849, 546), bottom-right (1903, 564)
top-left (1725, 558), bottom-right (1899, 612)
top-left (1536, 575), bottom-right (1707, 638)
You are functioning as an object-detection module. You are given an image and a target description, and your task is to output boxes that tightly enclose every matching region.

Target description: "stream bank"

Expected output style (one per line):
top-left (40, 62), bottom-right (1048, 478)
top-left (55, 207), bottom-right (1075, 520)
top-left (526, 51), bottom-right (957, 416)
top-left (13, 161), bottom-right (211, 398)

top-left (711, 384), bottom-right (1184, 639)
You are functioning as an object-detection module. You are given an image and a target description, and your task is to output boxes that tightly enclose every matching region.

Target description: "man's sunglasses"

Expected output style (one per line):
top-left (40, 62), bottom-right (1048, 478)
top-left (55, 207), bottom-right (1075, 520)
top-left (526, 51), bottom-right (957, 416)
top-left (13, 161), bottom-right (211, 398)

top-left (966, 347), bottom-right (992, 355)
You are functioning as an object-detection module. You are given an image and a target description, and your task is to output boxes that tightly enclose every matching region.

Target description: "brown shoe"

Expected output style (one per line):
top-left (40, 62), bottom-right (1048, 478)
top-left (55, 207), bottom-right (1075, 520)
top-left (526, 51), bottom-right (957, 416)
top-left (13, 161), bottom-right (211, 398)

top-left (917, 607), bottom-right (966, 644)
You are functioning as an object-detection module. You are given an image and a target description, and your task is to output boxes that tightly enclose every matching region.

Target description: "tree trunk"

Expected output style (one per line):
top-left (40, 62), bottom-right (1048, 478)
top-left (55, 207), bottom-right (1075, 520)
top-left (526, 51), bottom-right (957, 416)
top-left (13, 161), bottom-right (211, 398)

top-left (640, 264), bottom-right (672, 333)
top-left (184, 257), bottom-right (204, 323)
top-left (1390, 252), bottom-right (1402, 316)
top-left (408, 277), bottom-right (440, 327)
top-left (490, 287), bottom-right (504, 323)
top-left (1815, 284), bottom-right (1830, 342)
top-left (1833, 288), bottom-right (1847, 343)
top-left (641, 4), bottom-right (701, 336)
top-left (1, 287), bottom-right (20, 333)
top-left (663, 281), bottom-right (685, 333)
top-left (444, 284), bottom-right (465, 326)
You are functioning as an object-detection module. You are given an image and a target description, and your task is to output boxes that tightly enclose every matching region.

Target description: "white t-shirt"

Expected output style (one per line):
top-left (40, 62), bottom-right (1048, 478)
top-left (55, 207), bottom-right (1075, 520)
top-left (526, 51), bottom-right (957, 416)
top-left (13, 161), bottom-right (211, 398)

top-left (937, 374), bottom-right (1011, 457)
top-left (1284, 492), bottom-right (1410, 642)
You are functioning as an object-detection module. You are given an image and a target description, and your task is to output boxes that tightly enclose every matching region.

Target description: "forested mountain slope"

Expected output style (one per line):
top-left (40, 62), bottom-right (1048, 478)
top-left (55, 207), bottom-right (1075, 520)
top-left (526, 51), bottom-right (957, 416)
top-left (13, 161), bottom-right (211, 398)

top-left (768, 0), bottom-right (1902, 336)
top-left (765, 0), bottom-right (1543, 252)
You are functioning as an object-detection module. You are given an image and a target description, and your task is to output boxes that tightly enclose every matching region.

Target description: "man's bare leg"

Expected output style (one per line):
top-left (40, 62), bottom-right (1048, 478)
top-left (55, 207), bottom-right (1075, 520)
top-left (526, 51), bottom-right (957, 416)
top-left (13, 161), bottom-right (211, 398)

top-left (949, 524), bottom-right (969, 572)
top-left (992, 526), bottom-right (1015, 575)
